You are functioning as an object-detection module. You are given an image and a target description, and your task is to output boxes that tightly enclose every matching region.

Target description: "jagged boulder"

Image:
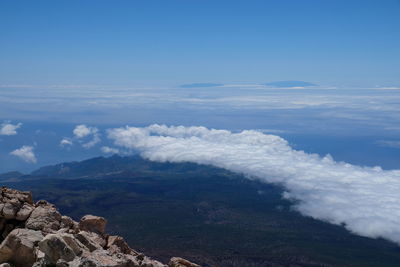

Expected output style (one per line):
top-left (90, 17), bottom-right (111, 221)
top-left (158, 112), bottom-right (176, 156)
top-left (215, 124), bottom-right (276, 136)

top-left (25, 200), bottom-right (62, 232)
top-left (169, 257), bottom-right (201, 267)
top-left (107, 235), bottom-right (139, 255)
top-left (79, 215), bottom-right (107, 234)
top-left (0, 187), bottom-right (200, 267)
top-left (2, 202), bottom-right (19, 220)
top-left (75, 231), bottom-right (105, 252)
top-left (38, 233), bottom-right (83, 264)
top-left (16, 203), bottom-right (34, 221)
top-left (1, 188), bottom-right (33, 204)
top-left (0, 228), bottom-right (43, 267)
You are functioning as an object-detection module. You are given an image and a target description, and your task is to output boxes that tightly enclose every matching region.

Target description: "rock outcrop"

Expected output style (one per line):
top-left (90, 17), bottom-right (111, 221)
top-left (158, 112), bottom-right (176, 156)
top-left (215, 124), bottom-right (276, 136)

top-left (0, 187), bottom-right (200, 267)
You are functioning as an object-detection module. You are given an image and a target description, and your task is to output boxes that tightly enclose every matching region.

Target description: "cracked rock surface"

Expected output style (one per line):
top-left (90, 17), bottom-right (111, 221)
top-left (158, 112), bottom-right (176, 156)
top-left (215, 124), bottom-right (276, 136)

top-left (0, 187), bottom-right (200, 267)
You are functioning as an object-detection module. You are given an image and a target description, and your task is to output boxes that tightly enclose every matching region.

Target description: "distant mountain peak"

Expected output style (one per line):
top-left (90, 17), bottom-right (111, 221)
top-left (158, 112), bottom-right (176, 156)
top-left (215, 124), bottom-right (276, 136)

top-left (265, 81), bottom-right (317, 88)
top-left (0, 171), bottom-right (24, 180)
top-left (180, 83), bottom-right (223, 88)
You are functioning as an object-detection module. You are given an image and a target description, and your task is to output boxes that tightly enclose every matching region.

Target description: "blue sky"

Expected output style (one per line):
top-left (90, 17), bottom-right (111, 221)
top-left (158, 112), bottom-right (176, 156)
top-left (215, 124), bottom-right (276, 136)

top-left (1, 0), bottom-right (399, 88)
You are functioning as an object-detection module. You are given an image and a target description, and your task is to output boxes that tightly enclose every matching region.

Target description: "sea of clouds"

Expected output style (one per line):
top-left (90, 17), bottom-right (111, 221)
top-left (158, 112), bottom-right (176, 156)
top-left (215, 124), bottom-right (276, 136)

top-left (107, 124), bottom-right (400, 244)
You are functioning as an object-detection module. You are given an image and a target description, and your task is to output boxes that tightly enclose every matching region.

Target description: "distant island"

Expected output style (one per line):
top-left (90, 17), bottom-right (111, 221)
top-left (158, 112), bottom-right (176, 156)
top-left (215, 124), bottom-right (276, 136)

top-left (264, 81), bottom-right (317, 88)
top-left (180, 83), bottom-right (224, 88)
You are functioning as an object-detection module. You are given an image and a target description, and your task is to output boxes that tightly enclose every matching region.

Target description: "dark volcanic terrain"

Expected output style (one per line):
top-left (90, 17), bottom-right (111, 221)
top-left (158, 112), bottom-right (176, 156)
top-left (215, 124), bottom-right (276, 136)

top-left (1, 155), bottom-right (400, 266)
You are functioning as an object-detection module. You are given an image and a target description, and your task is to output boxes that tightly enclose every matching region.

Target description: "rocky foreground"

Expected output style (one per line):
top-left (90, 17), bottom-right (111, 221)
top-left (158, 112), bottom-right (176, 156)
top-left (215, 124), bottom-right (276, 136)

top-left (0, 187), bottom-right (200, 267)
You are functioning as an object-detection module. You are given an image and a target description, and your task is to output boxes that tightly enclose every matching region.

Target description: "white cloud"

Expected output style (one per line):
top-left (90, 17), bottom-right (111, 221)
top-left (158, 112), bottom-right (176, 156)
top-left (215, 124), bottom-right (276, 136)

top-left (101, 146), bottom-right (120, 154)
top-left (0, 122), bottom-right (22, 135)
top-left (82, 134), bottom-right (101, 149)
top-left (107, 124), bottom-right (400, 244)
top-left (72, 124), bottom-right (101, 149)
top-left (60, 138), bottom-right (73, 147)
top-left (73, 124), bottom-right (97, 138)
top-left (10, 145), bottom-right (37, 163)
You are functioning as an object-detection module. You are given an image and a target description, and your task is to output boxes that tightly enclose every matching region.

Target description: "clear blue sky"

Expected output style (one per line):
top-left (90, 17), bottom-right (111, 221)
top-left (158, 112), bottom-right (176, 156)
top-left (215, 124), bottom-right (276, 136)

top-left (1, 0), bottom-right (399, 88)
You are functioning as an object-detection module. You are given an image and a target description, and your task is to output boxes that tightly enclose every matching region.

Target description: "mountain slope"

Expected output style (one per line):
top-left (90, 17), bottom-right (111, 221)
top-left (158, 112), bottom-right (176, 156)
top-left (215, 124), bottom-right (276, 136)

top-left (2, 156), bottom-right (400, 266)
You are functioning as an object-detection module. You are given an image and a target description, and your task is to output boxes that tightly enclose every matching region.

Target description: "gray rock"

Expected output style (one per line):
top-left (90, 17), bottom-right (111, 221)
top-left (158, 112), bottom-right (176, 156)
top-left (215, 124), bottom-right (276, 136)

top-left (0, 228), bottom-right (44, 267)
top-left (2, 203), bottom-right (18, 220)
top-left (169, 257), bottom-right (201, 267)
top-left (0, 187), bottom-right (199, 267)
top-left (25, 203), bottom-right (62, 232)
top-left (107, 235), bottom-right (138, 256)
top-left (75, 231), bottom-right (104, 252)
top-left (16, 203), bottom-right (34, 221)
top-left (61, 216), bottom-right (75, 229)
top-left (79, 215), bottom-right (107, 235)
top-left (38, 233), bottom-right (82, 264)
top-left (3, 188), bottom-right (33, 204)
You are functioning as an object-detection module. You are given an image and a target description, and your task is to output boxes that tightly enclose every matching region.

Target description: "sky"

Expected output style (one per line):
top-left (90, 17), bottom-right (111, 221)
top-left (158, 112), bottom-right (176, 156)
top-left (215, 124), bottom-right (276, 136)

top-left (1, 0), bottom-right (399, 88)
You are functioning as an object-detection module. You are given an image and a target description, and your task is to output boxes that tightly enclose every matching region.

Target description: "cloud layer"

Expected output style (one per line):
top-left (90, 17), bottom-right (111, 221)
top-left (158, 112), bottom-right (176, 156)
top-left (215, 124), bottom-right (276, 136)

top-left (70, 124), bottom-right (100, 149)
top-left (101, 146), bottom-right (119, 154)
top-left (10, 145), bottom-right (37, 163)
top-left (2, 86), bottom-right (400, 136)
top-left (0, 122), bottom-right (22, 135)
top-left (107, 124), bottom-right (400, 244)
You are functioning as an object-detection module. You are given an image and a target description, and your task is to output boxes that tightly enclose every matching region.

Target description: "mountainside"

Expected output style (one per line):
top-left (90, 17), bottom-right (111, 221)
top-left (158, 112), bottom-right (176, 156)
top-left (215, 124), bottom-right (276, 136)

top-left (26, 155), bottom-right (222, 180)
top-left (2, 155), bottom-right (400, 266)
top-left (0, 171), bottom-right (23, 180)
top-left (0, 187), bottom-right (199, 267)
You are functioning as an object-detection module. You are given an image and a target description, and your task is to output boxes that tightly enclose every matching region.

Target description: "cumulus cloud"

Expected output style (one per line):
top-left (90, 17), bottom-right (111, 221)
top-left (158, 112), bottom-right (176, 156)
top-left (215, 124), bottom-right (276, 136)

top-left (107, 124), bottom-right (400, 244)
top-left (10, 145), bottom-right (37, 163)
top-left (73, 124), bottom-right (96, 138)
top-left (60, 138), bottom-right (73, 147)
top-left (101, 146), bottom-right (120, 154)
top-left (72, 124), bottom-right (101, 149)
top-left (0, 122), bottom-right (22, 135)
top-left (82, 134), bottom-right (101, 149)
